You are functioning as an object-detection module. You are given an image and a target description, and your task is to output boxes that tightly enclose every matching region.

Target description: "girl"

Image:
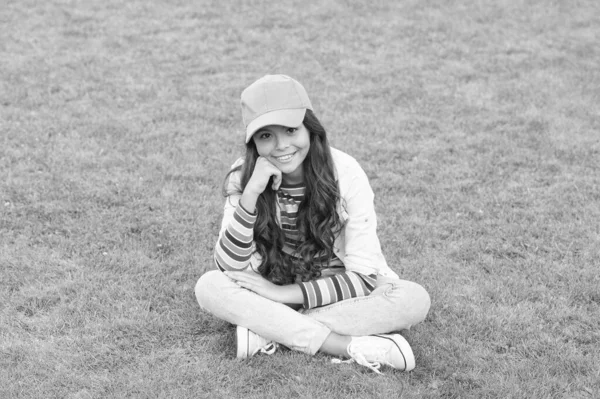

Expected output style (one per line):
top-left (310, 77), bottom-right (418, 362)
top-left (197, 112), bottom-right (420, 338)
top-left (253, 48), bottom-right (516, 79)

top-left (195, 74), bottom-right (430, 373)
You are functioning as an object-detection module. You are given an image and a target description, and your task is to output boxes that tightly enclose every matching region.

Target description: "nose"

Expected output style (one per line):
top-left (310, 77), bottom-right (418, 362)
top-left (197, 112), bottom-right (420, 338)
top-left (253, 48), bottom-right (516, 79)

top-left (275, 133), bottom-right (290, 150)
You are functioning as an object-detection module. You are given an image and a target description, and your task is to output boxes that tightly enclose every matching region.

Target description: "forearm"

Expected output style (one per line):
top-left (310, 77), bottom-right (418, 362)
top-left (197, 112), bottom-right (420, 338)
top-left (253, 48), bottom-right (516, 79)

top-left (224, 271), bottom-right (304, 304)
top-left (239, 189), bottom-right (260, 214)
top-left (276, 283), bottom-right (304, 304)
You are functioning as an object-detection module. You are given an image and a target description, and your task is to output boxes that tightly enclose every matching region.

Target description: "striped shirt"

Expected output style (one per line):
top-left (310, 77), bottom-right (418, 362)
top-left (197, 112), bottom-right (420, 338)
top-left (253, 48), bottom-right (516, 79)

top-left (214, 183), bottom-right (377, 309)
top-left (277, 183), bottom-right (343, 267)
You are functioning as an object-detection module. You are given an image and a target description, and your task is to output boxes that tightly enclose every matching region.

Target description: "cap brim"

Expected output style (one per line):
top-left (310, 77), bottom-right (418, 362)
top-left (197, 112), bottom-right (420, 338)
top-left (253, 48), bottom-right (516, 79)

top-left (245, 108), bottom-right (307, 143)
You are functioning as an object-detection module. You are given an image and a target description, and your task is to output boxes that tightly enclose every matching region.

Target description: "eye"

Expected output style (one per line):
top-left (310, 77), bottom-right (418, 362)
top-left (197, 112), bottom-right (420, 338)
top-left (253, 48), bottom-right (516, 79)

top-left (257, 132), bottom-right (272, 140)
top-left (286, 127), bottom-right (297, 134)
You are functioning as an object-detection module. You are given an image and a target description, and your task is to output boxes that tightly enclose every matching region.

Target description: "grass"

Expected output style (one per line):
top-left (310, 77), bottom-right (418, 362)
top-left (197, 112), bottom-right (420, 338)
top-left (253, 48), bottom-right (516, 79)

top-left (1, 0), bottom-right (599, 398)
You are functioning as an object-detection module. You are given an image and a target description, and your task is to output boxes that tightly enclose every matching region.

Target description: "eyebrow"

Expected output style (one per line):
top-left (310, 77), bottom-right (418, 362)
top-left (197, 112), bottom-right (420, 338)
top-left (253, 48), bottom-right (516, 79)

top-left (256, 126), bottom-right (281, 135)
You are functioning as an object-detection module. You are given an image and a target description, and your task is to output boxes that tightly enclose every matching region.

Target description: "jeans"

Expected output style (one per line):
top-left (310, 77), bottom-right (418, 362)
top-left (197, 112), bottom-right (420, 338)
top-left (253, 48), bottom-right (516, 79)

top-left (195, 270), bottom-right (431, 355)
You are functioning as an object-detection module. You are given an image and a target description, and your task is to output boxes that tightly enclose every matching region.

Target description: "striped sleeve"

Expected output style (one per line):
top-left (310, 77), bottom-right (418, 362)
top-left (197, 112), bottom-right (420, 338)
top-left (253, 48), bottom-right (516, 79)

top-left (214, 203), bottom-right (256, 271)
top-left (297, 272), bottom-right (377, 309)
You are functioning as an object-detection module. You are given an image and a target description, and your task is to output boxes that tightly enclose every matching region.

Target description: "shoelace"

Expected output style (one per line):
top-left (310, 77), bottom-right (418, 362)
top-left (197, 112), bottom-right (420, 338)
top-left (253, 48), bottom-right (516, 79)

top-left (332, 356), bottom-right (384, 374)
top-left (251, 342), bottom-right (278, 357)
top-left (331, 342), bottom-right (392, 374)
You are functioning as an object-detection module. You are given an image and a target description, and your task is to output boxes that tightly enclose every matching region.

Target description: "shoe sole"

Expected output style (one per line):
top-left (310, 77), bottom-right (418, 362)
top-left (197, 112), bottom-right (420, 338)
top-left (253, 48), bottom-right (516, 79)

top-left (236, 325), bottom-right (249, 359)
top-left (373, 334), bottom-right (416, 371)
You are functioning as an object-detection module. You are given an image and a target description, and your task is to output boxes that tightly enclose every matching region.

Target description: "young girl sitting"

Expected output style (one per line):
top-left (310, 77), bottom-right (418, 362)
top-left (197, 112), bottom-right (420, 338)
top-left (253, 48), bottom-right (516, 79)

top-left (195, 74), bottom-right (430, 373)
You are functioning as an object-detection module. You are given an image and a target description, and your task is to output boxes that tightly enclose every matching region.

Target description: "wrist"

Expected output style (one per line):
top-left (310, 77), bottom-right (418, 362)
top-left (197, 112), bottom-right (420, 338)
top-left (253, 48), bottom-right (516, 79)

top-left (278, 284), bottom-right (303, 304)
top-left (240, 190), bottom-right (260, 213)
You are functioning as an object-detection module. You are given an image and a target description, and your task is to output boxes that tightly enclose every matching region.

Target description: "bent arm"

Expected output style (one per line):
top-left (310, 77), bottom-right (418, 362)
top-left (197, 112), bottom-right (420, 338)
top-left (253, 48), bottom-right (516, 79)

top-left (214, 201), bottom-right (256, 271)
top-left (297, 271), bottom-right (376, 309)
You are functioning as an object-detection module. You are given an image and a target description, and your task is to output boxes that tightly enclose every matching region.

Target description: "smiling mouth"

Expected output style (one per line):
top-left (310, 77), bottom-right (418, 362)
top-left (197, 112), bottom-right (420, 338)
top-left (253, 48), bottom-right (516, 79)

top-left (274, 152), bottom-right (296, 162)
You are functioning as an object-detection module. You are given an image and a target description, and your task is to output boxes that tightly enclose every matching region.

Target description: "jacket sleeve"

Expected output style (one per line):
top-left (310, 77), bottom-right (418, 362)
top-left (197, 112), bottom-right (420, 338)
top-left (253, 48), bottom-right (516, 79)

top-left (338, 160), bottom-right (389, 277)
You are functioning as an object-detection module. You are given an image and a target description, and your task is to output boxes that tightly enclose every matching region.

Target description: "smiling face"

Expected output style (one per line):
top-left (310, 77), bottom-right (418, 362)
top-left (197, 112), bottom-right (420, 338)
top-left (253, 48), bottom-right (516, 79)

top-left (252, 124), bottom-right (311, 185)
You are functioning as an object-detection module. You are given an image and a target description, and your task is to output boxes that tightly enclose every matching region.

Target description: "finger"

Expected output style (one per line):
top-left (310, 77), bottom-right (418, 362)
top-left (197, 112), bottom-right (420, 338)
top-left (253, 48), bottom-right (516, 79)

top-left (236, 279), bottom-right (253, 290)
top-left (225, 271), bottom-right (258, 284)
top-left (224, 272), bottom-right (253, 290)
top-left (236, 278), bottom-right (265, 294)
top-left (272, 172), bottom-right (282, 191)
top-left (257, 156), bottom-right (273, 168)
top-left (224, 271), bottom-right (244, 280)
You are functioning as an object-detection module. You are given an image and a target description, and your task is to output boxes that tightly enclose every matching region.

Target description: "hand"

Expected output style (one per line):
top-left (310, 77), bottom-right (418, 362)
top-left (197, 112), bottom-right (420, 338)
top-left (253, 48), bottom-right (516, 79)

top-left (224, 270), bottom-right (302, 304)
top-left (245, 157), bottom-right (282, 195)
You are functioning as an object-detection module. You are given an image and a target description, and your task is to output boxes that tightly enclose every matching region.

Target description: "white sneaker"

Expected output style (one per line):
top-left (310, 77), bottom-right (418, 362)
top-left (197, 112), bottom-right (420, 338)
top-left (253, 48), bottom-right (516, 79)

top-left (337, 334), bottom-right (416, 374)
top-left (236, 326), bottom-right (278, 359)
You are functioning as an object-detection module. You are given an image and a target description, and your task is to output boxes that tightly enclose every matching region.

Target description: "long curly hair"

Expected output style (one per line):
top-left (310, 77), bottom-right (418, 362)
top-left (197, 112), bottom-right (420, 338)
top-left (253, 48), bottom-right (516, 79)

top-left (223, 109), bottom-right (343, 284)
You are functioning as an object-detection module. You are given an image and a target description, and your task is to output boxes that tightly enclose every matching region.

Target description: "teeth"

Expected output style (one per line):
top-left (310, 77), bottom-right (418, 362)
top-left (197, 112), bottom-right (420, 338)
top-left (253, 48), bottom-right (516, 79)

top-left (276, 153), bottom-right (294, 161)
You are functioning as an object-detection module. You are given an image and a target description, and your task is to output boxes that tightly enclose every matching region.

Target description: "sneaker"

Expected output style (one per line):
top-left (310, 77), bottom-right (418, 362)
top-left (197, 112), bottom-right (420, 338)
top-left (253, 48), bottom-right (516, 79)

top-left (339, 334), bottom-right (415, 374)
top-left (236, 326), bottom-right (278, 359)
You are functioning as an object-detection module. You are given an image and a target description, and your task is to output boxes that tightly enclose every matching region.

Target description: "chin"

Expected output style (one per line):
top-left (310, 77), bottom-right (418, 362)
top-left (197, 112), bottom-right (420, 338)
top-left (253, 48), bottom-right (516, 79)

top-left (280, 163), bottom-right (302, 176)
top-left (280, 165), bottom-right (299, 174)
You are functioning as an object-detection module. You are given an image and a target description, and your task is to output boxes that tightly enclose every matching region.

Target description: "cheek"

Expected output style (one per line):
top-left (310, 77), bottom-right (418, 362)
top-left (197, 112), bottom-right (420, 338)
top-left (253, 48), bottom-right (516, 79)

top-left (297, 130), bottom-right (311, 150)
top-left (254, 141), bottom-right (272, 157)
top-left (300, 135), bottom-right (311, 152)
top-left (296, 139), bottom-right (310, 163)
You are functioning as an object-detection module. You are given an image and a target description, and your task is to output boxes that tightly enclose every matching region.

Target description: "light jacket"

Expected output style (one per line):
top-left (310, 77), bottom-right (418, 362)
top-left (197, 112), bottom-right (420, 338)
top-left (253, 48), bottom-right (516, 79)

top-left (218, 147), bottom-right (399, 279)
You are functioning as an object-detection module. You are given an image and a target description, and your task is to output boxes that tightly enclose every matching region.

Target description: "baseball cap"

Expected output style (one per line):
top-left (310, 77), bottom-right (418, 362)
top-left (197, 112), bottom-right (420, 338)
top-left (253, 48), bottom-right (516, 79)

top-left (241, 75), bottom-right (313, 143)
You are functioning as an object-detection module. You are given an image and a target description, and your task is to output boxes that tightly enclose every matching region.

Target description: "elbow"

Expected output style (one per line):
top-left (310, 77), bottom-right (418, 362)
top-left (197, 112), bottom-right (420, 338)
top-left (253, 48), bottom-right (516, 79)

top-left (213, 254), bottom-right (251, 272)
top-left (213, 255), bottom-right (226, 272)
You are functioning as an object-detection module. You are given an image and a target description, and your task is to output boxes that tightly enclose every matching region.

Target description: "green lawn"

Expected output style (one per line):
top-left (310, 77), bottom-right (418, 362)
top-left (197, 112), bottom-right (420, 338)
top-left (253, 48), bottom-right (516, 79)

top-left (1, 0), bottom-right (599, 398)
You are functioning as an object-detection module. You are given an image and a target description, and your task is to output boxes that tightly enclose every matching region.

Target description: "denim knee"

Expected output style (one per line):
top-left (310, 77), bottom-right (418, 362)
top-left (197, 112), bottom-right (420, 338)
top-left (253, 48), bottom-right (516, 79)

top-left (409, 282), bottom-right (431, 324)
top-left (386, 280), bottom-right (431, 328)
top-left (195, 270), bottom-right (227, 310)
